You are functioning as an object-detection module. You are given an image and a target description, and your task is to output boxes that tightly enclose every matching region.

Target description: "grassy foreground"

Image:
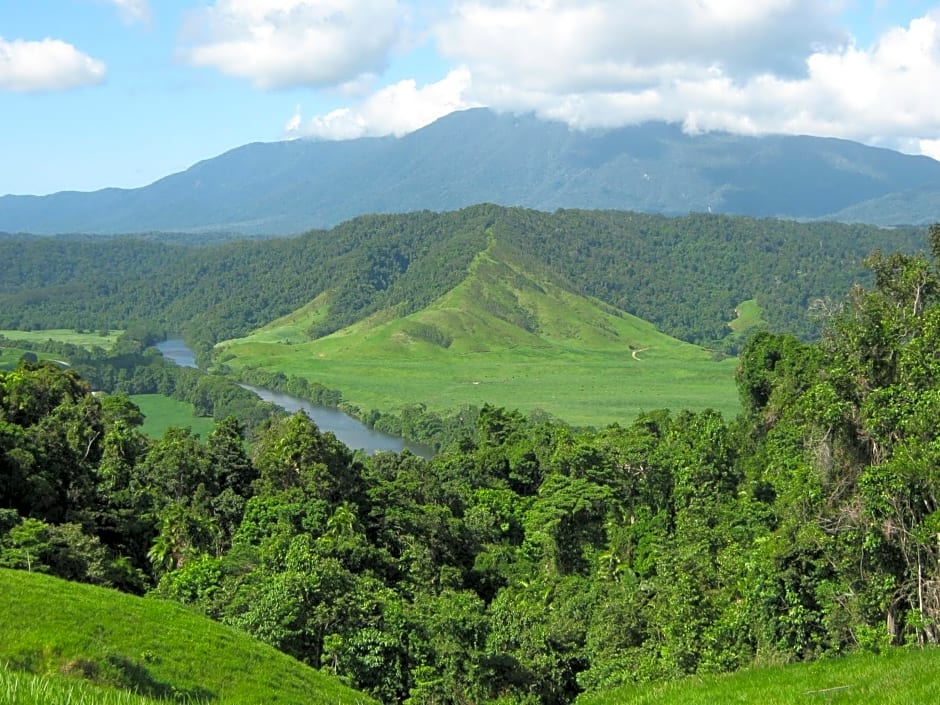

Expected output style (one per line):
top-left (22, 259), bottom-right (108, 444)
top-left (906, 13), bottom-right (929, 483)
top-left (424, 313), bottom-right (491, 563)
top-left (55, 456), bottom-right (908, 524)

top-left (0, 568), bottom-right (375, 705)
top-left (577, 648), bottom-right (940, 705)
top-left (130, 394), bottom-right (215, 439)
top-left (1, 664), bottom-right (168, 705)
top-left (218, 250), bottom-right (741, 427)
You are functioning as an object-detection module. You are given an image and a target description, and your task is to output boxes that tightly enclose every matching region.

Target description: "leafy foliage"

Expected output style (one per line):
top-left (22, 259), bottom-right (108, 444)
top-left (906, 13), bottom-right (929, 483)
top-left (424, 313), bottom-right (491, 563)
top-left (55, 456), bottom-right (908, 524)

top-left (5, 227), bottom-right (940, 704)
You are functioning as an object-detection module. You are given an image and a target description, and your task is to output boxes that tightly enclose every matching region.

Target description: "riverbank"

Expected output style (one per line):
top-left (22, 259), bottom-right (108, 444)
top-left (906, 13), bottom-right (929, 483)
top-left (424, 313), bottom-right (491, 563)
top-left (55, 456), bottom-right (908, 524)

top-left (156, 340), bottom-right (432, 457)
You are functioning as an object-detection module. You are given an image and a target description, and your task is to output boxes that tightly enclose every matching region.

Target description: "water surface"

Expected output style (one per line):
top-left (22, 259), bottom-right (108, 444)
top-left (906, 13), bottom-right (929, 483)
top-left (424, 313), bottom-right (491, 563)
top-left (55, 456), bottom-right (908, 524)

top-left (155, 339), bottom-right (432, 457)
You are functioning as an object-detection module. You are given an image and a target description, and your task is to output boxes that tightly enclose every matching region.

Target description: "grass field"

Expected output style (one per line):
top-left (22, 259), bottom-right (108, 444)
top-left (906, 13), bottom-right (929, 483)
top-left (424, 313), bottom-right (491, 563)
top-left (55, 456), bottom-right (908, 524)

top-left (728, 299), bottom-right (767, 334)
top-left (1, 664), bottom-right (168, 705)
top-left (0, 568), bottom-right (376, 705)
top-left (218, 250), bottom-right (742, 427)
top-left (0, 328), bottom-right (123, 350)
top-left (0, 346), bottom-right (61, 371)
top-left (130, 394), bottom-right (215, 439)
top-left (577, 648), bottom-right (940, 705)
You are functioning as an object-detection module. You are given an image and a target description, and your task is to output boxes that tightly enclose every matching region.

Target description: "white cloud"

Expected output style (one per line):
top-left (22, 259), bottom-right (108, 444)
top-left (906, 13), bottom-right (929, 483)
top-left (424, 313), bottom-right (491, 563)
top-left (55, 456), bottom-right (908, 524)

top-left (0, 37), bottom-right (106, 92)
top-left (422, 2), bottom-right (940, 159)
top-left (921, 139), bottom-right (940, 162)
top-left (107, 0), bottom-right (152, 24)
top-left (285, 104), bottom-right (303, 134)
top-left (271, 2), bottom-right (940, 161)
top-left (289, 67), bottom-right (475, 139)
top-left (434, 0), bottom-right (846, 92)
top-left (182, 0), bottom-right (406, 90)
top-left (662, 11), bottom-right (940, 148)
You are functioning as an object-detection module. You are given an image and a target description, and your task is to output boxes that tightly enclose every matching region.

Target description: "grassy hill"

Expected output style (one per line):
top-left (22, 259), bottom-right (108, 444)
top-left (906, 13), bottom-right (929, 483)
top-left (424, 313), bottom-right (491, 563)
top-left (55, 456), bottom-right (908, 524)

top-left (217, 242), bottom-right (740, 425)
top-left (0, 207), bottom-right (926, 350)
top-left (0, 568), bottom-right (376, 705)
top-left (576, 648), bottom-right (940, 705)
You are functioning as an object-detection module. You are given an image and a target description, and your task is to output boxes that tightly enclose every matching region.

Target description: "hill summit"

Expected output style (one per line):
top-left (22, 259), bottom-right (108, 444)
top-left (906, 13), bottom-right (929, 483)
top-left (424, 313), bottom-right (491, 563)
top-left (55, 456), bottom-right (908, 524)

top-left (2, 109), bottom-right (939, 235)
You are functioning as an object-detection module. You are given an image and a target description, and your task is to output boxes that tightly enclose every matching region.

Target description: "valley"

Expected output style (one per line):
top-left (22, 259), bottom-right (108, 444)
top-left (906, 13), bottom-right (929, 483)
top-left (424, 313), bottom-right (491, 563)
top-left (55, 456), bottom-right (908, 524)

top-left (217, 245), bottom-right (741, 425)
top-left (7, 3), bottom-right (940, 701)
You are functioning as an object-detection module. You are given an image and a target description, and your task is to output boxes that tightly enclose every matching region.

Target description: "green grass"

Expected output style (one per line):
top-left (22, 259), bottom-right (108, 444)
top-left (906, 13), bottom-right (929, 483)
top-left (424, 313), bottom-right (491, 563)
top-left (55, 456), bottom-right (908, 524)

top-left (130, 394), bottom-right (215, 439)
top-left (577, 648), bottom-right (940, 705)
top-left (0, 346), bottom-right (61, 371)
top-left (1, 663), bottom-right (170, 705)
top-left (727, 299), bottom-right (767, 335)
top-left (0, 568), bottom-right (376, 705)
top-left (0, 329), bottom-right (123, 351)
top-left (218, 249), bottom-right (741, 427)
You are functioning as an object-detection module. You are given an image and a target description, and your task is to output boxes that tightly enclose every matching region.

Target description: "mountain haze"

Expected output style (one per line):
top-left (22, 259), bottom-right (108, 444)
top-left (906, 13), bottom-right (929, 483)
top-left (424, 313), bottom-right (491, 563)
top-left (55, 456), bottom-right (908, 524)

top-left (3, 109), bottom-right (939, 235)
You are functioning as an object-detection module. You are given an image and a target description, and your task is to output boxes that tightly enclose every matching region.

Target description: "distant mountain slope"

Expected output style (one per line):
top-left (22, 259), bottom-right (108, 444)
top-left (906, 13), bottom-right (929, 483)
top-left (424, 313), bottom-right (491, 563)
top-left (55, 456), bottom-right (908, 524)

top-left (0, 568), bottom-right (375, 705)
top-left (2, 109), bottom-right (938, 235)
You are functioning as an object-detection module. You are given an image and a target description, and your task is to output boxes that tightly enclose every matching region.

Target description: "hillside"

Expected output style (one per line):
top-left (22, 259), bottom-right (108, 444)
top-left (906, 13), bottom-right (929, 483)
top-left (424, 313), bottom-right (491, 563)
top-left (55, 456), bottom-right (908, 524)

top-left (2, 109), bottom-right (939, 235)
top-left (0, 568), bottom-right (375, 705)
top-left (0, 207), bottom-right (926, 350)
top-left (216, 241), bottom-right (741, 424)
top-left (576, 648), bottom-right (940, 705)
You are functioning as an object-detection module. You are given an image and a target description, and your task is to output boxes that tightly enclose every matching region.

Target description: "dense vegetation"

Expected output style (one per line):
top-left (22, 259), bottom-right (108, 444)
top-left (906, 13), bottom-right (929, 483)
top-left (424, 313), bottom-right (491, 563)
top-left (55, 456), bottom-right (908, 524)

top-left (0, 330), bottom-right (279, 435)
top-left (0, 207), bottom-right (925, 355)
top-left (4, 228), bottom-right (940, 703)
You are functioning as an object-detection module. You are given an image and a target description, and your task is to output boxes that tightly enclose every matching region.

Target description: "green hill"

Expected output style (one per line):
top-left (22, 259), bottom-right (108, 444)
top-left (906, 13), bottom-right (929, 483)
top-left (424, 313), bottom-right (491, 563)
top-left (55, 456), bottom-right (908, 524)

top-left (217, 241), bottom-right (740, 425)
top-left (0, 207), bottom-right (926, 350)
top-left (577, 647), bottom-right (940, 705)
top-left (0, 568), bottom-right (375, 705)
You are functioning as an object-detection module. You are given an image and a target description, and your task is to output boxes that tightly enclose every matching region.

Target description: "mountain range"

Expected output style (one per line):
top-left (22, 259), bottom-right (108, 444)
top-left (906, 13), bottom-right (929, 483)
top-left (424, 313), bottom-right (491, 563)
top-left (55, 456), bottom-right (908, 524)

top-left (3, 108), bottom-right (939, 235)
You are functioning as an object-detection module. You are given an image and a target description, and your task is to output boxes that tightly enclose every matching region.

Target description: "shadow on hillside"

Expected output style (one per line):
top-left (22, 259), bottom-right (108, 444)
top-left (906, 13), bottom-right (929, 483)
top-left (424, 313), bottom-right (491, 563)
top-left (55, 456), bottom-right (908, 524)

top-left (104, 654), bottom-right (215, 702)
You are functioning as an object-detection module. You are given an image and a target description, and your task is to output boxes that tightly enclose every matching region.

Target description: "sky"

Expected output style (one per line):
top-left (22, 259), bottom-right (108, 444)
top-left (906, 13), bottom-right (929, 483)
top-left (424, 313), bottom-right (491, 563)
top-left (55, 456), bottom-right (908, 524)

top-left (3, 0), bottom-right (940, 196)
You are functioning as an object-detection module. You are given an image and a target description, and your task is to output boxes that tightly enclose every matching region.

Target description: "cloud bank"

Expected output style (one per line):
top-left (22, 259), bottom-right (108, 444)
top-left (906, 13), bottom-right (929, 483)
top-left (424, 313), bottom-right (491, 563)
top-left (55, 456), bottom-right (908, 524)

top-left (182, 0), bottom-right (406, 89)
top-left (173, 0), bottom-right (940, 158)
top-left (0, 37), bottom-right (106, 92)
top-left (288, 67), bottom-right (476, 139)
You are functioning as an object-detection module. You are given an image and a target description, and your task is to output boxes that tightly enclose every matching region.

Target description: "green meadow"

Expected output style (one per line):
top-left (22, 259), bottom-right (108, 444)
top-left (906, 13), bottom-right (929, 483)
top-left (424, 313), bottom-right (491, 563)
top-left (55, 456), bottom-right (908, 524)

top-left (0, 328), bottom-right (122, 350)
top-left (218, 249), bottom-right (741, 426)
top-left (0, 346), bottom-right (59, 371)
top-left (0, 568), bottom-right (376, 705)
top-left (577, 648), bottom-right (940, 705)
top-left (129, 394), bottom-right (215, 439)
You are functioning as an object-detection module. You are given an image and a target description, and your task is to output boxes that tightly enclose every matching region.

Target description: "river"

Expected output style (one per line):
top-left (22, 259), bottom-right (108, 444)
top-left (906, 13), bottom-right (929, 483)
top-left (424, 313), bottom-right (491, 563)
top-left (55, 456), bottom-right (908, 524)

top-left (154, 339), bottom-right (433, 458)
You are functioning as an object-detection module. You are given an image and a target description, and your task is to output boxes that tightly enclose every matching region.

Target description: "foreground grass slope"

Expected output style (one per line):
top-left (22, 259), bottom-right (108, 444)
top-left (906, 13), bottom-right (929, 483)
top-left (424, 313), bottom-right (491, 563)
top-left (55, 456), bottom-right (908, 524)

top-left (0, 569), bottom-right (375, 705)
top-left (1, 664), bottom-right (170, 705)
top-left (577, 648), bottom-right (940, 705)
top-left (218, 244), bottom-right (740, 425)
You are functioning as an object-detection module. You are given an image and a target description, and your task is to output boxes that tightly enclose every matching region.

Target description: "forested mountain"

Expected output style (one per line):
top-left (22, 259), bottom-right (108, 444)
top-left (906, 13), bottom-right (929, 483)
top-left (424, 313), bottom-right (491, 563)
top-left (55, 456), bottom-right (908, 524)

top-left (2, 109), bottom-right (939, 235)
top-left (0, 206), bottom-right (927, 352)
top-left (5, 228), bottom-right (940, 704)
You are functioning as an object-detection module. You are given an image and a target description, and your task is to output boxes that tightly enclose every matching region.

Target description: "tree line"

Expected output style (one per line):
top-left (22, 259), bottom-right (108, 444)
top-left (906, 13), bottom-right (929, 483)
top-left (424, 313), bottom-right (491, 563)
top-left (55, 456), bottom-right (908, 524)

top-left (0, 207), bottom-right (925, 356)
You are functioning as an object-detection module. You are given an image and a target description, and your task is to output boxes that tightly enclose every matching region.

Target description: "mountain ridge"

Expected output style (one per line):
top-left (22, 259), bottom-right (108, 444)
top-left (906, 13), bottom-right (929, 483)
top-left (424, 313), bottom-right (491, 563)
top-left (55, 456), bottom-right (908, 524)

top-left (3, 108), bottom-right (939, 235)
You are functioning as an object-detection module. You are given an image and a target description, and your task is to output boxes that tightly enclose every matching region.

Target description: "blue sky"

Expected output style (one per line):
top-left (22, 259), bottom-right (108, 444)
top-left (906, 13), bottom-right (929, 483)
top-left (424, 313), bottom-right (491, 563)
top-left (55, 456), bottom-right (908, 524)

top-left (3, 1), bottom-right (940, 196)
